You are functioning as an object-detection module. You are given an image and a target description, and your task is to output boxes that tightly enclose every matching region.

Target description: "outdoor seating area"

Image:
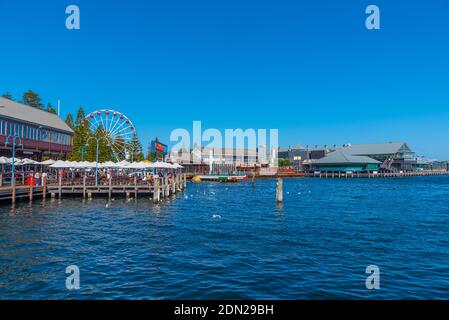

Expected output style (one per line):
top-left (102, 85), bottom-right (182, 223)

top-left (0, 157), bottom-right (184, 188)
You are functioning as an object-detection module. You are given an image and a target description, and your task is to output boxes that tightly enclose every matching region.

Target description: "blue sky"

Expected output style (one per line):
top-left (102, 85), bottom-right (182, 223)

top-left (1, 0), bottom-right (448, 159)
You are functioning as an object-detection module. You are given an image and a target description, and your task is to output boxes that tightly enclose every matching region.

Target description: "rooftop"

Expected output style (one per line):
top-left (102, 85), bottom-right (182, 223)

top-left (0, 97), bottom-right (74, 134)
top-left (313, 151), bottom-right (381, 165)
top-left (338, 142), bottom-right (412, 156)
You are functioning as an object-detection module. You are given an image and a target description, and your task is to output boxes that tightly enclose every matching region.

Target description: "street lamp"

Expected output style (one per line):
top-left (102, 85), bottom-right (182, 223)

top-left (78, 145), bottom-right (87, 161)
top-left (5, 135), bottom-right (23, 187)
top-left (86, 136), bottom-right (110, 186)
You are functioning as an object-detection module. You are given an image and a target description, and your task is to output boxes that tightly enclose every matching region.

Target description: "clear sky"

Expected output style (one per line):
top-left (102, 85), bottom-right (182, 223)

top-left (1, 0), bottom-right (448, 159)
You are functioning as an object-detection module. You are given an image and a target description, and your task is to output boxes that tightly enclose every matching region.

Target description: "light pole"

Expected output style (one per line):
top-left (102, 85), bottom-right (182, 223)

top-left (78, 145), bottom-right (87, 161)
top-left (5, 135), bottom-right (23, 187)
top-left (86, 136), bottom-right (109, 186)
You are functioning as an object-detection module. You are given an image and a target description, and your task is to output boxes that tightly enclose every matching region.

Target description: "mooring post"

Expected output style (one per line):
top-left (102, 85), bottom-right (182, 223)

top-left (252, 172), bottom-right (255, 188)
top-left (0, 173), bottom-right (3, 187)
top-left (43, 175), bottom-right (47, 200)
top-left (108, 174), bottom-right (112, 201)
top-left (11, 176), bottom-right (16, 205)
top-left (58, 172), bottom-right (62, 200)
top-left (29, 180), bottom-right (33, 202)
top-left (171, 175), bottom-right (176, 195)
top-left (177, 174), bottom-right (181, 191)
top-left (276, 178), bottom-right (283, 203)
top-left (83, 175), bottom-right (87, 199)
top-left (183, 173), bottom-right (187, 189)
top-left (164, 176), bottom-right (169, 198)
top-left (160, 177), bottom-right (165, 198)
top-left (133, 176), bottom-right (138, 199)
top-left (153, 177), bottom-right (160, 203)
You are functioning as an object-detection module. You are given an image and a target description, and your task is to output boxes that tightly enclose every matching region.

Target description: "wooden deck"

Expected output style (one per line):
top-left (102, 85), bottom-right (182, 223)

top-left (0, 174), bottom-right (188, 205)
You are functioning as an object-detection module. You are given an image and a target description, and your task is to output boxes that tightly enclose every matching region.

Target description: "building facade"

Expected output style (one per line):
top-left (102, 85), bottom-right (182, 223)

top-left (0, 97), bottom-right (74, 160)
top-left (338, 142), bottom-right (417, 172)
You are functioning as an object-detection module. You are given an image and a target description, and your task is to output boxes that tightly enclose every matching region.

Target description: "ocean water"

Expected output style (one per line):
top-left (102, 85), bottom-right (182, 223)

top-left (1, 176), bottom-right (449, 300)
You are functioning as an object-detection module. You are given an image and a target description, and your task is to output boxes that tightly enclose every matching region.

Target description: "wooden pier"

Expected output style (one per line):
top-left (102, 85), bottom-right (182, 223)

top-left (304, 170), bottom-right (449, 178)
top-left (0, 174), bottom-right (188, 205)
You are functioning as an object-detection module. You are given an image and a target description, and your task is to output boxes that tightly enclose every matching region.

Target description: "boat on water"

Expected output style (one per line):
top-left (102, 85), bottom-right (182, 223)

top-left (193, 174), bottom-right (248, 183)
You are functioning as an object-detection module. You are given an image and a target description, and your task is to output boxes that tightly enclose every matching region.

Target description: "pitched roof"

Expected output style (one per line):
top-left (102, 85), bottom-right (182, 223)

top-left (313, 151), bottom-right (381, 165)
top-left (0, 97), bottom-right (73, 133)
top-left (338, 142), bottom-right (412, 156)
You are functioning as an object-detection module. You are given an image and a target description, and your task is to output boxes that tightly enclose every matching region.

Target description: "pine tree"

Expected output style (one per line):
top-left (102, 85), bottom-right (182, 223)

top-left (65, 113), bottom-right (75, 129)
top-left (22, 90), bottom-right (44, 109)
top-left (71, 107), bottom-right (92, 161)
top-left (46, 102), bottom-right (57, 114)
top-left (129, 136), bottom-right (144, 162)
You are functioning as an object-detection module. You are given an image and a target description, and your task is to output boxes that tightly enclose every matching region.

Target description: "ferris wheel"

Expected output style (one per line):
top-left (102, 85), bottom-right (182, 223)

top-left (85, 109), bottom-right (137, 161)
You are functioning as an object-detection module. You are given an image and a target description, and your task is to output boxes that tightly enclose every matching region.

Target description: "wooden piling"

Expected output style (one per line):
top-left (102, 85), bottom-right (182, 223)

top-left (276, 178), bottom-right (283, 203)
top-left (153, 178), bottom-right (160, 203)
top-left (42, 176), bottom-right (47, 200)
top-left (171, 176), bottom-right (176, 195)
top-left (252, 173), bottom-right (255, 188)
top-left (165, 176), bottom-right (169, 197)
top-left (83, 175), bottom-right (86, 199)
top-left (0, 174), bottom-right (2, 187)
top-left (29, 182), bottom-right (33, 202)
top-left (183, 173), bottom-right (187, 189)
top-left (177, 174), bottom-right (182, 191)
top-left (108, 175), bottom-right (112, 200)
top-left (58, 173), bottom-right (62, 199)
top-left (134, 176), bottom-right (138, 200)
top-left (11, 177), bottom-right (16, 205)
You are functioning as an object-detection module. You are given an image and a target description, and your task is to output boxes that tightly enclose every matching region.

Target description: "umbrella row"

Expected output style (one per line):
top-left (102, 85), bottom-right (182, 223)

top-left (49, 160), bottom-right (183, 170)
top-left (0, 157), bottom-right (42, 165)
top-left (0, 157), bottom-right (184, 170)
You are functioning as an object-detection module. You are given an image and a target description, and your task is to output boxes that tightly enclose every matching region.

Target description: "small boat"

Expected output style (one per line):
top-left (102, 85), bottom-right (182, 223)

top-left (198, 175), bottom-right (248, 183)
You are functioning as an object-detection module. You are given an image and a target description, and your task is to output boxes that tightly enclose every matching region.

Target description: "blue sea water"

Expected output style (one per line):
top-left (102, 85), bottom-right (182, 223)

top-left (1, 176), bottom-right (449, 300)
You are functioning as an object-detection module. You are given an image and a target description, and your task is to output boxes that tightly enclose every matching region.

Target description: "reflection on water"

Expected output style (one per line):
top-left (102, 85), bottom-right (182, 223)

top-left (1, 176), bottom-right (449, 299)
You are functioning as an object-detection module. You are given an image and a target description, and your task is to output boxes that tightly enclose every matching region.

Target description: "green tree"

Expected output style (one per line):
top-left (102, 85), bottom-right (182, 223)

top-left (87, 126), bottom-right (113, 162)
top-left (128, 136), bottom-right (144, 162)
top-left (46, 102), bottom-right (57, 114)
top-left (1, 92), bottom-right (13, 100)
top-left (278, 159), bottom-right (292, 167)
top-left (65, 113), bottom-right (75, 129)
top-left (146, 151), bottom-right (156, 162)
top-left (70, 107), bottom-right (92, 161)
top-left (22, 90), bottom-right (44, 109)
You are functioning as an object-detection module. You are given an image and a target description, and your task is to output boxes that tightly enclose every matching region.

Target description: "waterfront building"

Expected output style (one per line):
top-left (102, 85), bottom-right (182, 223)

top-left (278, 145), bottom-right (330, 169)
top-left (311, 151), bottom-right (381, 172)
top-left (0, 97), bottom-right (74, 160)
top-left (337, 142), bottom-right (417, 171)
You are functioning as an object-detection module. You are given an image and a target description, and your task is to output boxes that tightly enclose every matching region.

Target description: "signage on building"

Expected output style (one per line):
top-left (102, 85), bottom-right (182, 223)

top-left (150, 139), bottom-right (168, 159)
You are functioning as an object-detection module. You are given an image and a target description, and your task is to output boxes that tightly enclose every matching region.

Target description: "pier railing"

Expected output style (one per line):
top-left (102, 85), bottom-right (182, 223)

top-left (0, 173), bottom-right (188, 205)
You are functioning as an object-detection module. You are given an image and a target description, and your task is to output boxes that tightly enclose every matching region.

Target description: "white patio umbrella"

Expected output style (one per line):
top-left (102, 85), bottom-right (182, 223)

top-left (151, 162), bottom-right (172, 169)
top-left (13, 158), bottom-right (24, 166)
top-left (99, 161), bottom-right (117, 168)
top-left (0, 157), bottom-right (11, 165)
top-left (116, 160), bottom-right (131, 169)
top-left (21, 158), bottom-right (40, 165)
top-left (50, 160), bottom-right (76, 168)
top-left (125, 162), bottom-right (151, 169)
top-left (40, 159), bottom-right (56, 166)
